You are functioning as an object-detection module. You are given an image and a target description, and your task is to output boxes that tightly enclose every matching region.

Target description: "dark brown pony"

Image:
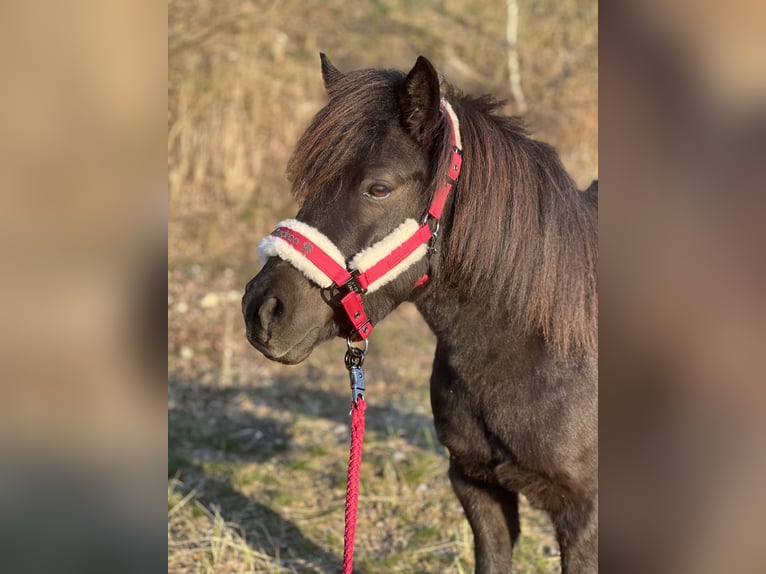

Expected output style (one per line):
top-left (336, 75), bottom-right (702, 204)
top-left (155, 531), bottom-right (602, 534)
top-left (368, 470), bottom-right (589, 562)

top-left (243, 55), bottom-right (597, 573)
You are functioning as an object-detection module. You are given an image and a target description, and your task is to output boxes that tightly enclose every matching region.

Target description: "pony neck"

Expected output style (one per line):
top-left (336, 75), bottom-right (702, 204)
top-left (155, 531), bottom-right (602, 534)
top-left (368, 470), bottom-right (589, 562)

top-left (415, 92), bottom-right (598, 357)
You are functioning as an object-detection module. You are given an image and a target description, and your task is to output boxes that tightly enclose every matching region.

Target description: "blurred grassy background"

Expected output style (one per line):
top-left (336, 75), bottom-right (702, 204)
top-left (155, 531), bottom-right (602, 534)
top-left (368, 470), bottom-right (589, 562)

top-left (169, 0), bottom-right (597, 267)
top-left (169, 1), bottom-right (596, 572)
top-left (3, 0), bottom-right (764, 572)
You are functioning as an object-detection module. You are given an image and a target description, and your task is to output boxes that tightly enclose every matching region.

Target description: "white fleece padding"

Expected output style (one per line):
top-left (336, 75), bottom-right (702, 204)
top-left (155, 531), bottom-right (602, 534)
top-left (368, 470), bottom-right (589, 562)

top-left (348, 218), bottom-right (429, 293)
top-left (440, 98), bottom-right (462, 149)
top-left (257, 219), bottom-right (346, 289)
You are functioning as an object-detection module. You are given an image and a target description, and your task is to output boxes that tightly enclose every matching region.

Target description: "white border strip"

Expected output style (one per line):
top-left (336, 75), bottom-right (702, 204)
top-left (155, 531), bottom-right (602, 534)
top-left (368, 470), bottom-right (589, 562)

top-left (440, 98), bottom-right (462, 149)
top-left (257, 219), bottom-right (346, 288)
top-left (348, 218), bottom-right (428, 293)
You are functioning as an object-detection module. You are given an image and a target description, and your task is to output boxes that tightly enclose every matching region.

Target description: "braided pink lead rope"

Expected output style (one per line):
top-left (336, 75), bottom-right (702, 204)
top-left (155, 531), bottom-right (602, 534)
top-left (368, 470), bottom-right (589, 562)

top-left (342, 397), bottom-right (367, 574)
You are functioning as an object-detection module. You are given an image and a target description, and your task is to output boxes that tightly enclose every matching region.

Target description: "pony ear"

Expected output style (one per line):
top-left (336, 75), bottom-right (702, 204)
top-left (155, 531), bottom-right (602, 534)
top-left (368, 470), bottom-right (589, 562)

top-left (320, 53), bottom-right (344, 93)
top-left (398, 56), bottom-right (441, 144)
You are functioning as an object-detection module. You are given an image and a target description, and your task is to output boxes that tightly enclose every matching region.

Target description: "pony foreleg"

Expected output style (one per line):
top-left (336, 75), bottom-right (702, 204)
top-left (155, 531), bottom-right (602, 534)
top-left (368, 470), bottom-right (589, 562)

top-left (449, 460), bottom-right (519, 574)
top-left (551, 493), bottom-right (598, 574)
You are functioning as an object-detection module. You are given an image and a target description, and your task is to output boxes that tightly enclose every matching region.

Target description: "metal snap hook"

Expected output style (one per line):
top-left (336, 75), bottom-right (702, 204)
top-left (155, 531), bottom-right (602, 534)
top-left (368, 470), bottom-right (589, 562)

top-left (345, 334), bottom-right (368, 404)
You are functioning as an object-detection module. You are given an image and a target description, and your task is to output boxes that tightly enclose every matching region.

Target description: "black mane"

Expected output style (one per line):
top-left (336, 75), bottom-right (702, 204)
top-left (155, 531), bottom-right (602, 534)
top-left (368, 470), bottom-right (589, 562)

top-left (435, 86), bottom-right (598, 355)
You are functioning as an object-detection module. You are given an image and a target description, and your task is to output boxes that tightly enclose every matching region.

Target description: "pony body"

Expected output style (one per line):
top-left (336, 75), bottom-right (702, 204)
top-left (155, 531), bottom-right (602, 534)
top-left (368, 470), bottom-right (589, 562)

top-left (242, 54), bottom-right (597, 573)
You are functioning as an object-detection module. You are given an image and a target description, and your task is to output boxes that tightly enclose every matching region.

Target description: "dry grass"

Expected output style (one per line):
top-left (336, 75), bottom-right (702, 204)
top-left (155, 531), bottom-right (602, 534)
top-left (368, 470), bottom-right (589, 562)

top-left (169, 479), bottom-right (287, 573)
top-left (168, 265), bottom-right (560, 572)
top-left (168, 0), bottom-right (597, 264)
top-left (169, 1), bottom-right (596, 571)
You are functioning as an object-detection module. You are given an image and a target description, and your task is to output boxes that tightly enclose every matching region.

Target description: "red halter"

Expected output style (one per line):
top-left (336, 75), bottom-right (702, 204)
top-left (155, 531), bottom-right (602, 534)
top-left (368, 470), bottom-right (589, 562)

top-left (258, 99), bottom-right (462, 341)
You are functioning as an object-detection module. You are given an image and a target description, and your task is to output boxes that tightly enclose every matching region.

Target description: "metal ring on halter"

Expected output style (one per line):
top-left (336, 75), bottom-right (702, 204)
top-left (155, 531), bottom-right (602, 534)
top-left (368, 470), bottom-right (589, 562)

top-left (346, 333), bottom-right (368, 356)
top-left (420, 213), bottom-right (440, 239)
top-left (430, 219), bottom-right (440, 239)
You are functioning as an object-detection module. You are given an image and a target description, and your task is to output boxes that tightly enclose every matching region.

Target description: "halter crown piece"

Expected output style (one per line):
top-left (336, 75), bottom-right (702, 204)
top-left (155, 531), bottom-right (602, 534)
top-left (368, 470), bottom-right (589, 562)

top-left (257, 98), bottom-right (463, 341)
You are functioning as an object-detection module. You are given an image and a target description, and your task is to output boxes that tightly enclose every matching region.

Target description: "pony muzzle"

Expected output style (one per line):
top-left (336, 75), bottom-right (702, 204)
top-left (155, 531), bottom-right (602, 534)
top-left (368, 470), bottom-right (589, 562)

top-left (256, 218), bottom-right (431, 340)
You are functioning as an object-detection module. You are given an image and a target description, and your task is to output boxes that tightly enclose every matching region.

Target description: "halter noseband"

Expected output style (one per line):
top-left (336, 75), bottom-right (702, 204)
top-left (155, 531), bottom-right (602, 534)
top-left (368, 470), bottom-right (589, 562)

top-left (257, 99), bottom-right (463, 341)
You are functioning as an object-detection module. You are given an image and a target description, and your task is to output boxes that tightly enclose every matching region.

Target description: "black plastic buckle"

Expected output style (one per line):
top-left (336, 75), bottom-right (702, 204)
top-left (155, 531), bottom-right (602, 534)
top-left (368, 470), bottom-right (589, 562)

top-left (343, 269), bottom-right (367, 295)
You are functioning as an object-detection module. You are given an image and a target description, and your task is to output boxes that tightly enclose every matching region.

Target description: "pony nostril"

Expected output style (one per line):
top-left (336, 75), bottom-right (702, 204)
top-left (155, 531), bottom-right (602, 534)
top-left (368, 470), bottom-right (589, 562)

top-left (257, 296), bottom-right (283, 331)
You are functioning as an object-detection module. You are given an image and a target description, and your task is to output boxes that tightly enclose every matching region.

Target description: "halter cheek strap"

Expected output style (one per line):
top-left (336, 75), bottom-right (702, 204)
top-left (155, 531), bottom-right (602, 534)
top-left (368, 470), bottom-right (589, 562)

top-left (256, 98), bottom-right (462, 341)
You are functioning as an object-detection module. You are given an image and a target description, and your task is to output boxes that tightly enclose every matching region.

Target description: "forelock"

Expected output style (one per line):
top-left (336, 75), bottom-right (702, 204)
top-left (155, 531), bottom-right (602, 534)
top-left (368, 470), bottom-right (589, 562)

top-left (287, 69), bottom-right (406, 202)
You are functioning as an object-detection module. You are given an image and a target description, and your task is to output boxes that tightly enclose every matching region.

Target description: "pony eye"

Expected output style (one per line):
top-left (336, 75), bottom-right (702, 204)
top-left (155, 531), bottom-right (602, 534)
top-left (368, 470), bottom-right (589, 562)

top-left (366, 183), bottom-right (392, 199)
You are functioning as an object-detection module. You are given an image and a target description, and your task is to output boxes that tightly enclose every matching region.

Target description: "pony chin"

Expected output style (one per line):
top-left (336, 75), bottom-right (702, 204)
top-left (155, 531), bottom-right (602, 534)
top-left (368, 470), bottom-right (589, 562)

top-left (249, 322), bottom-right (335, 365)
top-left (261, 340), bottom-right (316, 366)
